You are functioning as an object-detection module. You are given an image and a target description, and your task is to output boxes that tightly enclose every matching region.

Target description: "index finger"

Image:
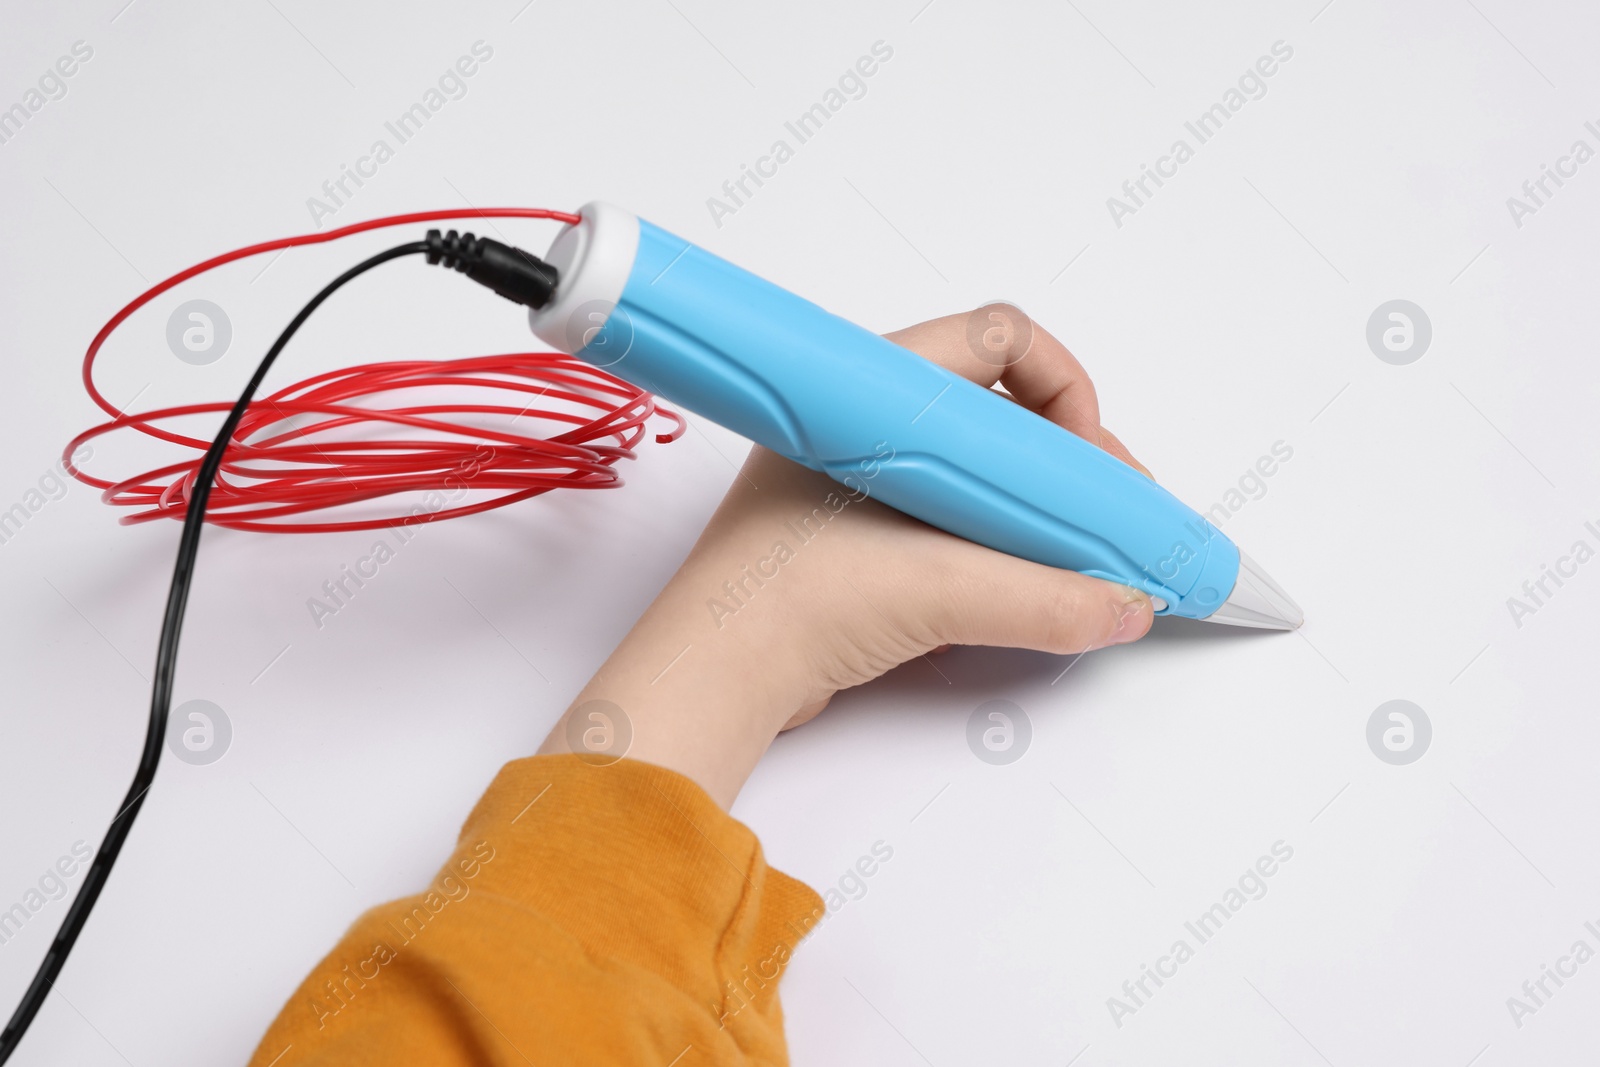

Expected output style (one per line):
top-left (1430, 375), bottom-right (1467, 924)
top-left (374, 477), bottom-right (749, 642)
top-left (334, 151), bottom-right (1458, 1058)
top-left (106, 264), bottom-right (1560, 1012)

top-left (884, 304), bottom-right (1152, 477)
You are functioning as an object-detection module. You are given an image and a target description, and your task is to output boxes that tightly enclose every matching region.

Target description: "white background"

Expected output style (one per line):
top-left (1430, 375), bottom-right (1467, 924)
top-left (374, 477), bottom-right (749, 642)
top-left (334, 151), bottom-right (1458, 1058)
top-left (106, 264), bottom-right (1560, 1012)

top-left (2, 0), bottom-right (1598, 1064)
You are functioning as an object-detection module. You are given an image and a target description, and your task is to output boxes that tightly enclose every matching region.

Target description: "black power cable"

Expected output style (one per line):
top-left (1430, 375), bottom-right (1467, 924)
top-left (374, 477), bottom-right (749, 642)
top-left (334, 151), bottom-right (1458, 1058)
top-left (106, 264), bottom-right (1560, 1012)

top-left (1, 226), bottom-right (560, 1062)
top-left (2, 241), bottom-right (426, 1063)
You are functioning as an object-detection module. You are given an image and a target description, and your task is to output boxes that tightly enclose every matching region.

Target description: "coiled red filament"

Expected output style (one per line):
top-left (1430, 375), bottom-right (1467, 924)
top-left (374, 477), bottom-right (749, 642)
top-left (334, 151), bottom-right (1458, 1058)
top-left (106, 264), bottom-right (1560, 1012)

top-left (63, 208), bottom-right (684, 534)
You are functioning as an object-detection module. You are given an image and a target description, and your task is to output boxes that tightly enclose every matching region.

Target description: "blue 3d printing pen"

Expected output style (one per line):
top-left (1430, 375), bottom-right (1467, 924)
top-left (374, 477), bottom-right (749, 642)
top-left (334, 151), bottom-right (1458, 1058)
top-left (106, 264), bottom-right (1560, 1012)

top-left (526, 202), bottom-right (1302, 629)
top-left (0, 201), bottom-right (1305, 1064)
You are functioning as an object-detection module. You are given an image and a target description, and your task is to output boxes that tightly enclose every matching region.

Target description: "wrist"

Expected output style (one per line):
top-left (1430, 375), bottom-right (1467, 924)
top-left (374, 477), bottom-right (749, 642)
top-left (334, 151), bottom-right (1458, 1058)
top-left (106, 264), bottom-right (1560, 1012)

top-left (537, 558), bottom-right (811, 808)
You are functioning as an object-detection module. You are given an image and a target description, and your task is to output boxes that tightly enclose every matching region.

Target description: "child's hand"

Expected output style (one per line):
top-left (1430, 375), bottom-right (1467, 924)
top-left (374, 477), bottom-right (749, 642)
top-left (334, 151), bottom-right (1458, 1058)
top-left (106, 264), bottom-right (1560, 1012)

top-left (539, 308), bottom-right (1155, 807)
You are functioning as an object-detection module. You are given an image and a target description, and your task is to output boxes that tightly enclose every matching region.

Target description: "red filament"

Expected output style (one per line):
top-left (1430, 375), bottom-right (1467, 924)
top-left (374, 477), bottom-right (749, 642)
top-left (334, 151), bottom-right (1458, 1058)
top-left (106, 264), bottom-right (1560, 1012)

top-left (64, 208), bottom-right (684, 534)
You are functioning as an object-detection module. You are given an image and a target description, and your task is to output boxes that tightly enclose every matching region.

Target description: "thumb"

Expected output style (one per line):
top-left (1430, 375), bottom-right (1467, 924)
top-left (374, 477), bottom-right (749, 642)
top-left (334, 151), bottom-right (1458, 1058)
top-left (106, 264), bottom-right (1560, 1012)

top-left (927, 543), bottom-right (1155, 656)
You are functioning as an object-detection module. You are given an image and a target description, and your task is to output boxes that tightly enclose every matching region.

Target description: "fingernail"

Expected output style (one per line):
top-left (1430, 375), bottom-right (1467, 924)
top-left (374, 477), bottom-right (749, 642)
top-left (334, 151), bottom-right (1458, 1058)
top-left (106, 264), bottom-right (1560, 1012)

top-left (1100, 594), bottom-right (1151, 648)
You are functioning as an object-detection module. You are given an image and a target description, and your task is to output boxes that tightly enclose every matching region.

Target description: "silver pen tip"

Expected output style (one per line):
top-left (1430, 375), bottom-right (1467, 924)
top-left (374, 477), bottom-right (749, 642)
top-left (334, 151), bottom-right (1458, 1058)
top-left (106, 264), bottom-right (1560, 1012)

top-left (1206, 551), bottom-right (1304, 630)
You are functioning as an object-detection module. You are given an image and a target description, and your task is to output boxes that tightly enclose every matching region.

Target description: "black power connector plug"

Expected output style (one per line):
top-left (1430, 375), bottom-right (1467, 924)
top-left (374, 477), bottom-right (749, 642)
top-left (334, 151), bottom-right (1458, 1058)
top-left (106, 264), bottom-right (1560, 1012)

top-left (425, 229), bottom-right (560, 309)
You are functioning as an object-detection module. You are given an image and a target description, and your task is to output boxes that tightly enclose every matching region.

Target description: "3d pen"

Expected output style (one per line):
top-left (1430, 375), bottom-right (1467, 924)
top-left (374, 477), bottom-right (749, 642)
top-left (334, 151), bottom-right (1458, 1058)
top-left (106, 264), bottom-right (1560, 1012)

top-left (0, 202), bottom-right (1309, 1063)
top-left (524, 202), bottom-right (1302, 629)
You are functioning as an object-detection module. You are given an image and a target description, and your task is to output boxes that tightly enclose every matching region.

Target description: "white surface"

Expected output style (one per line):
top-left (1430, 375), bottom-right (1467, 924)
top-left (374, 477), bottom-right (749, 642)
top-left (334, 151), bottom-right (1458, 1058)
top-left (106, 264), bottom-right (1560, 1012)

top-left (1, 1), bottom-right (1597, 1064)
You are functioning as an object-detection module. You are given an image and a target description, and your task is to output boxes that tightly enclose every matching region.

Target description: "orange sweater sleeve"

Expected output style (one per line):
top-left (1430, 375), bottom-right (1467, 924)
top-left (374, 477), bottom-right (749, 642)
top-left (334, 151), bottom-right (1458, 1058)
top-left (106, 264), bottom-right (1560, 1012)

top-left (247, 755), bottom-right (824, 1067)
